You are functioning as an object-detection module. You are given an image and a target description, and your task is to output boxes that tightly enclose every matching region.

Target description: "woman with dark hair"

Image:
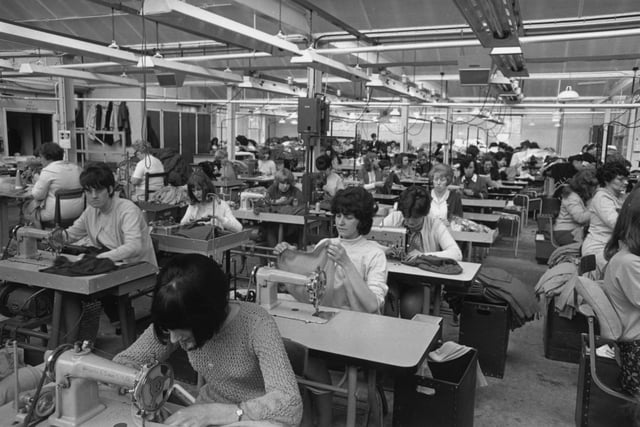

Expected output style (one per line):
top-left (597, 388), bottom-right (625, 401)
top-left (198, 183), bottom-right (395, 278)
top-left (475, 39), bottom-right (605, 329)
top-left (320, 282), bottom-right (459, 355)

top-left (258, 147), bottom-right (277, 177)
top-left (428, 163), bottom-right (463, 224)
top-left (459, 156), bottom-right (489, 198)
top-left (274, 187), bottom-right (387, 427)
top-left (357, 152), bottom-right (383, 190)
top-left (324, 144), bottom-right (342, 170)
top-left (554, 169), bottom-right (598, 245)
top-left (582, 161), bottom-right (629, 274)
top-left (382, 185), bottom-right (462, 318)
top-left (113, 253), bottom-right (302, 427)
top-left (392, 153), bottom-right (416, 180)
top-left (315, 154), bottom-right (344, 199)
top-left (180, 171), bottom-right (242, 232)
top-left (602, 188), bottom-right (640, 407)
top-left (25, 142), bottom-right (83, 227)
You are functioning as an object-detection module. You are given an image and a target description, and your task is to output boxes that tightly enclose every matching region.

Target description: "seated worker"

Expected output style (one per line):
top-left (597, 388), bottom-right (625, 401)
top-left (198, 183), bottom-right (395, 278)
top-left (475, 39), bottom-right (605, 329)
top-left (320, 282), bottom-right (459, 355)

top-left (129, 139), bottom-right (165, 201)
top-left (602, 189), bottom-right (640, 402)
top-left (382, 185), bottom-right (462, 319)
top-left (63, 162), bottom-right (157, 341)
top-left (460, 156), bottom-right (489, 198)
top-left (357, 152), bottom-right (384, 191)
top-left (112, 253), bottom-right (302, 427)
top-left (392, 153), bottom-right (416, 180)
top-left (554, 169), bottom-right (597, 245)
top-left (180, 171), bottom-right (242, 232)
top-left (428, 164), bottom-right (463, 225)
top-left (258, 147), bottom-right (277, 177)
top-left (24, 142), bottom-right (83, 228)
top-left (263, 168), bottom-right (304, 247)
top-left (315, 154), bottom-right (344, 199)
top-left (274, 187), bottom-right (387, 427)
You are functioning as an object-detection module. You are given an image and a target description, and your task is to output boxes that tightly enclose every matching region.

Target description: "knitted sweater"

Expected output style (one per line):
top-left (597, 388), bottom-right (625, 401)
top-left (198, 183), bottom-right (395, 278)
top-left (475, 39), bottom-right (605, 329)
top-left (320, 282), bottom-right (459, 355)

top-left (113, 301), bottom-right (303, 426)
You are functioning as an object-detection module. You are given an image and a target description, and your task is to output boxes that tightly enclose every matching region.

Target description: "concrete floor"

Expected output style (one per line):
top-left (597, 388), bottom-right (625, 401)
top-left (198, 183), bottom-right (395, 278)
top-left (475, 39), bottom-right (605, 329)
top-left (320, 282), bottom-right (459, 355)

top-left (2, 202), bottom-right (582, 426)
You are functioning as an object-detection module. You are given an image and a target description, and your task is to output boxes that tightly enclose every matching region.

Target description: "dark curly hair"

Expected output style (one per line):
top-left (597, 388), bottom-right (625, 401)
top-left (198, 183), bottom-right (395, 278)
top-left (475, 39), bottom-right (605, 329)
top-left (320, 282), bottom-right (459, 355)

top-left (331, 187), bottom-right (377, 235)
top-left (459, 156), bottom-right (478, 173)
top-left (37, 142), bottom-right (64, 161)
top-left (563, 169), bottom-right (598, 202)
top-left (80, 162), bottom-right (116, 195)
top-left (605, 188), bottom-right (640, 260)
top-left (398, 185), bottom-right (431, 218)
top-left (596, 161), bottom-right (628, 186)
top-left (151, 253), bottom-right (229, 349)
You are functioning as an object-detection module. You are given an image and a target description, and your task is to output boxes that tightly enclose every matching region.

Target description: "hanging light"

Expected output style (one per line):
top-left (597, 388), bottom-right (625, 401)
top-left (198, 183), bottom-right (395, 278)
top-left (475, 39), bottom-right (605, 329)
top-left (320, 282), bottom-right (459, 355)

top-left (278, 118), bottom-right (286, 124)
top-left (389, 108), bottom-right (401, 117)
top-left (557, 86), bottom-right (580, 101)
top-left (107, 8), bottom-right (119, 49)
top-left (551, 110), bottom-right (562, 123)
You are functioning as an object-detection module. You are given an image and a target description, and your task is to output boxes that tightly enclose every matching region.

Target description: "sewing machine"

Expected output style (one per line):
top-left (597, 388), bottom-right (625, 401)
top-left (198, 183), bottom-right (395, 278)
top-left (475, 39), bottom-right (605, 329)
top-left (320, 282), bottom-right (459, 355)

top-left (12, 226), bottom-right (65, 259)
top-left (12, 342), bottom-right (176, 427)
top-left (239, 191), bottom-right (266, 210)
top-left (366, 226), bottom-right (407, 259)
top-left (254, 266), bottom-right (336, 322)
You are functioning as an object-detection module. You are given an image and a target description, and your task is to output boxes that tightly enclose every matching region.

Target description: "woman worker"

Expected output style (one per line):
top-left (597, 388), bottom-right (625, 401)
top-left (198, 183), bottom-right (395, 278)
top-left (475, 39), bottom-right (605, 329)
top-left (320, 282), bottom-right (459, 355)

top-left (63, 162), bottom-right (157, 341)
top-left (129, 139), bottom-right (165, 201)
top-left (24, 142), bottom-right (84, 228)
top-left (392, 153), bottom-right (416, 180)
top-left (554, 169), bottom-right (598, 246)
top-left (274, 187), bottom-right (388, 427)
top-left (315, 154), bottom-right (344, 200)
top-left (113, 253), bottom-right (303, 427)
top-left (459, 156), bottom-right (489, 198)
top-left (180, 171), bottom-right (242, 232)
top-left (357, 152), bottom-right (384, 190)
top-left (602, 188), bottom-right (640, 406)
top-left (581, 161), bottom-right (629, 275)
top-left (263, 168), bottom-right (304, 247)
top-left (428, 163), bottom-right (463, 225)
top-left (383, 185), bottom-right (462, 319)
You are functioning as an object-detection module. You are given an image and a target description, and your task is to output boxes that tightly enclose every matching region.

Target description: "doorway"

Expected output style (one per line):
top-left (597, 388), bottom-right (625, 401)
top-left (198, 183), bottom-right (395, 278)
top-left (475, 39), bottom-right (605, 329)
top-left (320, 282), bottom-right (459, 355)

top-left (6, 111), bottom-right (53, 156)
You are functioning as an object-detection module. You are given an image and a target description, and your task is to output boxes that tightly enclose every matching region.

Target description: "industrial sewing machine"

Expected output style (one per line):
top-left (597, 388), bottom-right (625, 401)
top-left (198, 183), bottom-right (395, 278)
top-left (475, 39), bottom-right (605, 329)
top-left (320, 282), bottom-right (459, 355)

top-left (239, 191), bottom-right (266, 210)
top-left (366, 226), bottom-right (407, 259)
top-left (253, 265), bottom-right (336, 322)
top-left (11, 342), bottom-right (178, 427)
top-left (12, 225), bottom-right (66, 260)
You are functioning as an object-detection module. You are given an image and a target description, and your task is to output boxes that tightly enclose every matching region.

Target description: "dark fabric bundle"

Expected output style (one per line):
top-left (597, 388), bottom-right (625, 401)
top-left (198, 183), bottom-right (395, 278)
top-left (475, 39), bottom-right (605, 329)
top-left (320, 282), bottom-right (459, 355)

top-left (402, 255), bottom-right (463, 275)
top-left (40, 254), bottom-right (118, 276)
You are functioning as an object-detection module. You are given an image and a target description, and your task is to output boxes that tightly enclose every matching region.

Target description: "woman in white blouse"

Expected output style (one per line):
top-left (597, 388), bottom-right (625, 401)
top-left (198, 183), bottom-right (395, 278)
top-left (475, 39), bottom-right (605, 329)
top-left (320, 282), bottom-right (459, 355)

top-left (428, 163), bottom-right (463, 225)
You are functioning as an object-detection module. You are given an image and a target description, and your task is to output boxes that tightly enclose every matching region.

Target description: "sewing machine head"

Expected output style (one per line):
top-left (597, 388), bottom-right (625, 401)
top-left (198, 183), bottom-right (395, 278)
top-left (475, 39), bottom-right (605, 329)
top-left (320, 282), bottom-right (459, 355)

top-left (366, 226), bottom-right (407, 259)
top-left (239, 191), bottom-right (266, 210)
top-left (254, 266), bottom-right (327, 314)
top-left (39, 342), bottom-right (174, 426)
top-left (12, 225), bottom-right (65, 259)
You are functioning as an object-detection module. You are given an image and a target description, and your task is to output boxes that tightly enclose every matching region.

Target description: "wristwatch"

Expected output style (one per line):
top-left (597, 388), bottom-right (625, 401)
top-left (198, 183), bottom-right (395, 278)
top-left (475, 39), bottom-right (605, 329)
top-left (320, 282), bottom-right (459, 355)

top-left (235, 405), bottom-right (244, 422)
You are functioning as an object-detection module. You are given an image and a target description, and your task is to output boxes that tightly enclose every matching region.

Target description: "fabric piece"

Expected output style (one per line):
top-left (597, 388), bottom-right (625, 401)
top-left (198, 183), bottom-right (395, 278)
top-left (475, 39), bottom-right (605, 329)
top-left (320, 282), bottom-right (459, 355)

top-left (112, 301), bottom-right (303, 427)
top-left (40, 254), bottom-right (118, 276)
top-left (617, 341), bottom-right (640, 396)
top-left (547, 242), bottom-right (581, 268)
top-left (402, 254), bottom-right (463, 275)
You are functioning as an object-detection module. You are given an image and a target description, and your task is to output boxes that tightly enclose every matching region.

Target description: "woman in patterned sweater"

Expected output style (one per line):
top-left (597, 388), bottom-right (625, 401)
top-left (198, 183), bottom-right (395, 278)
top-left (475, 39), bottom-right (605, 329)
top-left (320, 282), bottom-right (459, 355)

top-left (113, 253), bottom-right (302, 427)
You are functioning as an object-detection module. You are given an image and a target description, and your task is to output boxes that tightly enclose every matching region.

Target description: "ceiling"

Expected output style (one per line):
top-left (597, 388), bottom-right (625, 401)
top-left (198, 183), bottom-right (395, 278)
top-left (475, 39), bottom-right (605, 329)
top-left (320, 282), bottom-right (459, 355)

top-left (0, 0), bottom-right (639, 112)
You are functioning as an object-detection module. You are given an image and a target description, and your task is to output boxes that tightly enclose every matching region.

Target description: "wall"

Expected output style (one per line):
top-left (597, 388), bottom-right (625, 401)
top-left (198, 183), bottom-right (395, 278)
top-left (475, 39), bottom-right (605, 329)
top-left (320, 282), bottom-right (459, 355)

top-left (0, 97), bottom-right (58, 157)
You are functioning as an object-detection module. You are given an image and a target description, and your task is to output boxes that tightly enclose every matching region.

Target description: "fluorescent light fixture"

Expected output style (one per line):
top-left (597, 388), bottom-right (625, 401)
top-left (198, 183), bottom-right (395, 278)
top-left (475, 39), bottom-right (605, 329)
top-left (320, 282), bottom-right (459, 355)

top-left (488, 69), bottom-right (520, 94)
top-left (551, 110), bottom-right (562, 122)
top-left (0, 59), bottom-right (17, 71)
top-left (238, 75), bottom-right (303, 97)
top-left (137, 56), bottom-right (242, 83)
top-left (557, 86), bottom-right (580, 101)
top-left (144, 0), bottom-right (300, 56)
top-left (452, 0), bottom-right (522, 47)
top-left (278, 118), bottom-right (286, 124)
top-left (366, 73), bottom-right (432, 102)
top-left (18, 63), bottom-right (141, 87)
top-left (490, 46), bottom-right (528, 77)
top-left (389, 108), bottom-right (401, 117)
top-left (291, 48), bottom-right (370, 81)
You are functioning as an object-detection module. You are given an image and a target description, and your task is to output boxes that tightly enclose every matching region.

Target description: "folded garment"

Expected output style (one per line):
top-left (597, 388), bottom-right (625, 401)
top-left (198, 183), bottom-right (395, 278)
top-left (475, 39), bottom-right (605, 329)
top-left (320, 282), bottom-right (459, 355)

top-left (403, 255), bottom-right (463, 275)
top-left (428, 341), bottom-right (473, 363)
top-left (40, 254), bottom-right (118, 276)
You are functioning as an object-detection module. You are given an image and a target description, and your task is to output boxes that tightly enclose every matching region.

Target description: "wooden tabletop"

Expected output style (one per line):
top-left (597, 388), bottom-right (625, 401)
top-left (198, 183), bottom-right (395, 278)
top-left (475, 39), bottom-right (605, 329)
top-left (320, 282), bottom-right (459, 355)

top-left (387, 260), bottom-right (481, 286)
top-left (461, 198), bottom-right (507, 209)
top-left (272, 300), bottom-right (439, 368)
top-left (463, 212), bottom-right (502, 224)
top-left (450, 228), bottom-right (499, 245)
top-left (0, 254), bottom-right (157, 295)
top-left (232, 209), bottom-right (308, 225)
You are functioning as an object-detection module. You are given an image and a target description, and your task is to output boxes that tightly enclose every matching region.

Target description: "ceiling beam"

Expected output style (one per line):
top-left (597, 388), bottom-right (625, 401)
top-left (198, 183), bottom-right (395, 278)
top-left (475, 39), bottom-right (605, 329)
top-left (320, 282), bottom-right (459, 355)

top-left (286, 0), bottom-right (376, 45)
top-left (0, 59), bottom-right (16, 70)
top-left (143, 0), bottom-right (301, 56)
top-left (16, 63), bottom-right (142, 86)
top-left (230, 0), bottom-right (310, 36)
top-left (136, 57), bottom-right (242, 83)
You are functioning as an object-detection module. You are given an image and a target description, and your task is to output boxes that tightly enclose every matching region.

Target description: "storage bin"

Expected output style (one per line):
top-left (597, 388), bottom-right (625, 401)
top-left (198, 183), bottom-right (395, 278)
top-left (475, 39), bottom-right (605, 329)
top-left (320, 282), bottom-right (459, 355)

top-left (392, 348), bottom-right (477, 427)
top-left (543, 296), bottom-right (594, 364)
top-left (459, 299), bottom-right (510, 378)
top-left (575, 334), bottom-right (632, 427)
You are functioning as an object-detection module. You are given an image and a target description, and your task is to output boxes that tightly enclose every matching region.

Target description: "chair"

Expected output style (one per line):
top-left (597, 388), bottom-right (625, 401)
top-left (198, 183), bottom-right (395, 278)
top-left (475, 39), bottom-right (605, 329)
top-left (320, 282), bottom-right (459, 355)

top-left (536, 214), bottom-right (560, 248)
top-left (573, 276), bottom-right (638, 404)
top-left (497, 212), bottom-right (520, 256)
top-left (41, 188), bottom-right (85, 229)
top-left (144, 172), bottom-right (169, 202)
top-left (541, 197), bottom-right (561, 217)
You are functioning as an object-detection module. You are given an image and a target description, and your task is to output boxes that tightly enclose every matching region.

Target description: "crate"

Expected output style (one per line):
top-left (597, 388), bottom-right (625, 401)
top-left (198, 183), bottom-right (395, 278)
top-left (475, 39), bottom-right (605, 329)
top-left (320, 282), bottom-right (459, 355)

top-left (392, 348), bottom-right (477, 427)
top-left (459, 299), bottom-right (510, 378)
top-left (543, 296), bottom-right (594, 364)
top-left (575, 334), bottom-right (633, 427)
top-left (136, 201), bottom-right (184, 222)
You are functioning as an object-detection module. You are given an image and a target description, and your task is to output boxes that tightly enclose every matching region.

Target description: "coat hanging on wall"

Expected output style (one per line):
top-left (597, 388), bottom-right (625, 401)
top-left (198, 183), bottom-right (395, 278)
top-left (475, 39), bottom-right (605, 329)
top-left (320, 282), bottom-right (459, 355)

top-left (117, 101), bottom-right (131, 146)
top-left (103, 101), bottom-right (114, 145)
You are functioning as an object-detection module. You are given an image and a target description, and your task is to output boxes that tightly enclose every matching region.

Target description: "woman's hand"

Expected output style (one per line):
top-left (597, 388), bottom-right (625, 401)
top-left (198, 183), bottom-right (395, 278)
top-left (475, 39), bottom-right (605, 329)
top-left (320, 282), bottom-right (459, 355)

top-left (405, 249), bottom-right (423, 262)
top-left (327, 242), bottom-right (350, 267)
top-left (273, 242), bottom-right (296, 254)
top-left (463, 188), bottom-right (474, 196)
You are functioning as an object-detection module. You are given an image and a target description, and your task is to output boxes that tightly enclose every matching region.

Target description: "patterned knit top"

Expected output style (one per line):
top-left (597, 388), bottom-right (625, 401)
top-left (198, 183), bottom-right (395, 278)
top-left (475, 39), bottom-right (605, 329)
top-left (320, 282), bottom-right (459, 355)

top-left (112, 301), bottom-right (303, 426)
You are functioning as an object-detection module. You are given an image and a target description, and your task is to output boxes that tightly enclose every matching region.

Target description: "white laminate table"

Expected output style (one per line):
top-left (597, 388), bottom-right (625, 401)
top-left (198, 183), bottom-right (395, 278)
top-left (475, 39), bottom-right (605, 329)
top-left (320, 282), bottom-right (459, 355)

top-left (271, 300), bottom-right (440, 427)
top-left (461, 198), bottom-right (507, 210)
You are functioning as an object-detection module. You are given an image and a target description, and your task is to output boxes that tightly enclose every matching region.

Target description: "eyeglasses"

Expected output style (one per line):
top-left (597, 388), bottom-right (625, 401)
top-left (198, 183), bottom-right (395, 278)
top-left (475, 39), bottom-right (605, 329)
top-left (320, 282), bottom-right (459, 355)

top-left (432, 176), bottom-right (448, 182)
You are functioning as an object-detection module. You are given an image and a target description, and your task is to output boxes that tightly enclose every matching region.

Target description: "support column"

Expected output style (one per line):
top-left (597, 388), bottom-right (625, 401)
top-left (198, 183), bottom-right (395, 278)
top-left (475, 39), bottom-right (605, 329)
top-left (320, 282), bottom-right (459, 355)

top-left (226, 85), bottom-right (239, 160)
top-left (58, 77), bottom-right (76, 161)
top-left (400, 101), bottom-right (409, 151)
top-left (601, 110), bottom-right (611, 163)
